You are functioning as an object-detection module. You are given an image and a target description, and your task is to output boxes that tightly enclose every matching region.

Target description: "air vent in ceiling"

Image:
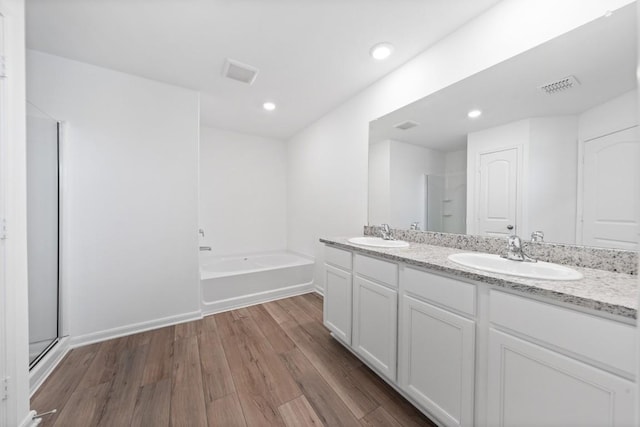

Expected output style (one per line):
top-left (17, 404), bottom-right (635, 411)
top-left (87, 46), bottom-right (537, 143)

top-left (539, 75), bottom-right (580, 94)
top-left (223, 58), bottom-right (259, 85)
top-left (394, 120), bottom-right (419, 130)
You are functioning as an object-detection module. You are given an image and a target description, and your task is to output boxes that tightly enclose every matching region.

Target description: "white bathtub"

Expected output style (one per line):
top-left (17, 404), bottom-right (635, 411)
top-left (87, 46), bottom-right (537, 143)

top-left (200, 251), bottom-right (314, 315)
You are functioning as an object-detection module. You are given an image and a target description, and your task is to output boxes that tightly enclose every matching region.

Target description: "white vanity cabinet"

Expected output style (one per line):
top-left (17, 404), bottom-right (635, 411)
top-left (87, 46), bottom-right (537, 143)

top-left (323, 246), bottom-right (353, 344)
top-left (352, 254), bottom-right (398, 381)
top-left (487, 291), bottom-right (636, 427)
top-left (399, 267), bottom-right (476, 427)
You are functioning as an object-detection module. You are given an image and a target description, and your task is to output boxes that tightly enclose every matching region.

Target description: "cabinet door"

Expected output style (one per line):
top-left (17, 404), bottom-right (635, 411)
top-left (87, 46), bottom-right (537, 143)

top-left (323, 264), bottom-right (352, 344)
top-left (398, 295), bottom-right (475, 427)
top-left (353, 276), bottom-right (397, 381)
top-left (487, 328), bottom-right (635, 427)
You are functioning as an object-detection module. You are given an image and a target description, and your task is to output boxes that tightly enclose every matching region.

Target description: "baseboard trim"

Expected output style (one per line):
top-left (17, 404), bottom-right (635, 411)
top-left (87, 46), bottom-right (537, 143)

top-left (201, 282), bottom-right (314, 316)
top-left (19, 410), bottom-right (39, 427)
top-left (69, 310), bottom-right (203, 348)
top-left (29, 337), bottom-right (71, 397)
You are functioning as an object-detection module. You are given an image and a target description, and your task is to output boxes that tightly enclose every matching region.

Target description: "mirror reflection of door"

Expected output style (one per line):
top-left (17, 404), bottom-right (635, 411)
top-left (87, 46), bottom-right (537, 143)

top-left (581, 126), bottom-right (639, 249)
top-left (476, 147), bottom-right (519, 237)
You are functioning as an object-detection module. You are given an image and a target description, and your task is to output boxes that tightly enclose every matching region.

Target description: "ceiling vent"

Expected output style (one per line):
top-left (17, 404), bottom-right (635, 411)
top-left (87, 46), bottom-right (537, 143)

top-left (539, 75), bottom-right (580, 94)
top-left (394, 120), bottom-right (419, 130)
top-left (223, 58), bottom-right (259, 85)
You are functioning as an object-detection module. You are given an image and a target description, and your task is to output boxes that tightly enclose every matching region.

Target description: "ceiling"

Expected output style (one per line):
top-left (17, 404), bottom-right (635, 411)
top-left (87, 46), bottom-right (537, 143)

top-left (370, 3), bottom-right (637, 151)
top-left (25, 0), bottom-right (501, 140)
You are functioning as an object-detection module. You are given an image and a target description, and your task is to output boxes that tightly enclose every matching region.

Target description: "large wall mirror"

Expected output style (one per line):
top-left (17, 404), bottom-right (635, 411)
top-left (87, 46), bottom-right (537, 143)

top-left (368, 3), bottom-right (638, 250)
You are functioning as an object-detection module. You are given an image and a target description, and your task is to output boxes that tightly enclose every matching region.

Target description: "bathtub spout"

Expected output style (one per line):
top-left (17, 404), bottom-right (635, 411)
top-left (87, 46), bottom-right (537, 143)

top-left (199, 246), bottom-right (212, 251)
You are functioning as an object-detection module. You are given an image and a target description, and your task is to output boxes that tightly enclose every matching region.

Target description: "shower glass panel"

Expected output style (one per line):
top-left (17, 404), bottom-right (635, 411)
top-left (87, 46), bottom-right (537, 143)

top-left (425, 174), bottom-right (445, 232)
top-left (26, 102), bottom-right (60, 368)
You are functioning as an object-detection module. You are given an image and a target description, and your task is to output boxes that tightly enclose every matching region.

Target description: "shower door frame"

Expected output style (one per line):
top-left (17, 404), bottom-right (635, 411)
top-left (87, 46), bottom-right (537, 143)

top-left (27, 113), bottom-right (62, 371)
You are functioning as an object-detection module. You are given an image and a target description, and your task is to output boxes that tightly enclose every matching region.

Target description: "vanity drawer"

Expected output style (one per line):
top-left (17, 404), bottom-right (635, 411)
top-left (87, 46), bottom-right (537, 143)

top-left (402, 267), bottom-right (476, 316)
top-left (325, 245), bottom-right (352, 271)
top-left (490, 290), bottom-right (636, 376)
top-left (355, 254), bottom-right (398, 288)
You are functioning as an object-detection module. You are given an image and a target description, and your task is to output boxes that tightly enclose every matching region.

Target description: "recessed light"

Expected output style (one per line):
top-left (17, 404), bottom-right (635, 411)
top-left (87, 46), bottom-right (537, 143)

top-left (263, 102), bottom-right (276, 111)
top-left (467, 109), bottom-right (482, 119)
top-left (370, 42), bottom-right (394, 60)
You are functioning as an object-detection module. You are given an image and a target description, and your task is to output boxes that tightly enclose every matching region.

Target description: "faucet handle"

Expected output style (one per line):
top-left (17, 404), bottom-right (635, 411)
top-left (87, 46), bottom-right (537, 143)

top-left (531, 231), bottom-right (544, 242)
top-left (410, 222), bottom-right (420, 230)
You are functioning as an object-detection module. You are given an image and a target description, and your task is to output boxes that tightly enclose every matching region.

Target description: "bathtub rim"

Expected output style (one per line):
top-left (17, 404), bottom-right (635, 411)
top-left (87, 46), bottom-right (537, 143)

top-left (199, 250), bottom-right (314, 280)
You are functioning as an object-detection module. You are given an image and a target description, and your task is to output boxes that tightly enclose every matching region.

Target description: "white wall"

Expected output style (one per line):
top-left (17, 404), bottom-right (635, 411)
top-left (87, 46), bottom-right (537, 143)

top-left (528, 116), bottom-right (579, 243)
top-left (367, 140), bottom-right (391, 225)
top-left (390, 140), bottom-right (445, 229)
top-left (26, 50), bottom-right (201, 342)
top-left (579, 90), bottom-right (638, 142)
top-left (199, 126), bottom-right (287, 256)
top-left (287, 0), bottom-right (632, 291)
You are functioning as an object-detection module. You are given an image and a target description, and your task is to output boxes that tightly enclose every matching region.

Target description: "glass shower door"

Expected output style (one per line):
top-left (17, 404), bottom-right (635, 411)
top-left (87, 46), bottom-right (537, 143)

top-left (26, 102), bottom-right (60, 368)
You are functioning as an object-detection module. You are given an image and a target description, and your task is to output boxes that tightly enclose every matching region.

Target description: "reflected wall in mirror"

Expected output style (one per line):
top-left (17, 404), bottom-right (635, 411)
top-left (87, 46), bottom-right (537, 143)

top-left (368, 3), bottom-right (638, 250)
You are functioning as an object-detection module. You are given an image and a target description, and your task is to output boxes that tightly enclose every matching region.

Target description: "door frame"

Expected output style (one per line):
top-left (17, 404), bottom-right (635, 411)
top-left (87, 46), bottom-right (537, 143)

top-left (467, 143), bottom-right (527, 237)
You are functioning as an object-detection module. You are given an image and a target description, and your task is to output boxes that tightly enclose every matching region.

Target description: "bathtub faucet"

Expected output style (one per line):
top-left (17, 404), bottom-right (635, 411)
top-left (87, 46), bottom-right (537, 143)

top-left (199, 246), bottom-right (212, 251)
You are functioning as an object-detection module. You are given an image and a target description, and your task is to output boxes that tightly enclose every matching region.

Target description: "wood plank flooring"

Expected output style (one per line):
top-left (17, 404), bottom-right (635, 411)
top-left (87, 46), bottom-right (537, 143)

top-left (31, 293), bottom-right (436, 426)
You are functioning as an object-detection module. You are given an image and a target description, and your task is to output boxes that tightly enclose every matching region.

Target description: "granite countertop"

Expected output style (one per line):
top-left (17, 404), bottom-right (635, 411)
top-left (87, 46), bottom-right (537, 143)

top-left (320, 237), bottom-right (639, 321)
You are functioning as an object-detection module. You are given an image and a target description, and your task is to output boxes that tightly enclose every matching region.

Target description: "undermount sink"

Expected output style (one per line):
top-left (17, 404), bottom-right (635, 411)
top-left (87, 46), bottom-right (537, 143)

top-left (447, 253), bottom-right (583, 281)
top-left (348, 236), bottom-right (410, 248)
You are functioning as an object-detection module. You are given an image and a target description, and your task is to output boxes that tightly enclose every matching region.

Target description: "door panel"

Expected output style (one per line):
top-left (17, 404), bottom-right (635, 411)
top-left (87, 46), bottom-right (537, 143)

top-left (477, 148), bottom-right (518, 236)
top-left (582, 126), bottom-right (638, 249)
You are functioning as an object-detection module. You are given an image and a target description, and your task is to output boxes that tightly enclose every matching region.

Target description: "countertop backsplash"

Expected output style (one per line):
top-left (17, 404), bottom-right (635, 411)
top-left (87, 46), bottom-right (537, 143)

top-left (363, 226), bottom-right (638, 275)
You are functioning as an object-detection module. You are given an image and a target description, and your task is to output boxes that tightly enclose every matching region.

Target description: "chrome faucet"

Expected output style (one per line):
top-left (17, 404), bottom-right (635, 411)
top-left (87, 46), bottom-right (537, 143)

top-left (410, 222), bottom-right (420, 231)
top-left (501, 234), bottom-right (536, 262)
top-left (380, 224), bottom-right (394, 240)
top-left (199, 246), bottom-right (212, 251)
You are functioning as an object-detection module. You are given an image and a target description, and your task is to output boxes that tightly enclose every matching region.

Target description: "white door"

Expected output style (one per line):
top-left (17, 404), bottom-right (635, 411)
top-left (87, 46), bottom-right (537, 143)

top-left (352, 276), bottom-right (397, 381)
top-left (399, 295), bottom-right (475, 427)
top-left (477, 148), bottom-right (518, 236)
top-left (581, 126), bottom-right (639, 249)
top-left (323, 264), bottom-right (352, 345)
top-left (487, 329), bottom-right (635, 427)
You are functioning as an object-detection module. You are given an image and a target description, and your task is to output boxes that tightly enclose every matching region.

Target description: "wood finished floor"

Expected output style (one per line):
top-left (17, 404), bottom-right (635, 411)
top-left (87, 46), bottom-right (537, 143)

top-left (31, 293), bottom-right (436, 426)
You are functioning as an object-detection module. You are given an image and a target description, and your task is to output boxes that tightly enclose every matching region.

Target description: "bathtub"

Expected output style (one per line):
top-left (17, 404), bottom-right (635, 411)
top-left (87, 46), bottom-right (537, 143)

top-left (200, 251), bottom-right (315, 315)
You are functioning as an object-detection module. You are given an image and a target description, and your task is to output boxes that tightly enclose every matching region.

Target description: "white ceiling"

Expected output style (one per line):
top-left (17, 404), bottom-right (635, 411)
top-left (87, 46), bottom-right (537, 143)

top-left (25, 0), bottom-right (501, 140)
top-left (370, 3), bottom-right (637, 151)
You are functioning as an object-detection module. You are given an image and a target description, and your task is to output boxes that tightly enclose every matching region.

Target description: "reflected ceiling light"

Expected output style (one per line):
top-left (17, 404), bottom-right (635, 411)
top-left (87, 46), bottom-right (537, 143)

top-left (467, 109), bottom-right (482, 118)
top-left (263, 101), bottom-right (276, 111)
top-left (370, 42), bottom-right (394, 60)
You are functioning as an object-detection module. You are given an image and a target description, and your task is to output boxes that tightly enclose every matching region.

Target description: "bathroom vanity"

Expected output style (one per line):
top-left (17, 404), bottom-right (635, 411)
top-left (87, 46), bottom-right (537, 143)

top-left (320, 237), bottom-right (637, 427)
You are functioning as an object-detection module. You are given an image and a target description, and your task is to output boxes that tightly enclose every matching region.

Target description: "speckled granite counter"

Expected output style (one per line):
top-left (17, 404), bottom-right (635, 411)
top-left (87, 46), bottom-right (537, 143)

top-left (320, 237), bottom-right (639, 321)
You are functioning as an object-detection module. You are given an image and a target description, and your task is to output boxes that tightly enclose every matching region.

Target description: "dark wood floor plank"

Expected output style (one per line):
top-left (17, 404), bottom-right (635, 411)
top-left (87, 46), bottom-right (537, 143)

top-left (359, 406), bottom-right (404, 427)
top-left (31, 343), bottom-right (101, 427)
top-left (170, 336), bottom-right (208, 427)
top-left (206, 393), bottom-right (247, 427)
top-left (142, 326), bottom-right (175, 385)
top-left (130, 378), bottom-right (171, 427)
top-left (247, 304), bottom-right (296, 354)
top-left (280, 348), bottom-right (361, 427)
top-left (291, 294), bottom-right (323, 323)
top-left (347, 365), bottom-right (436, 427)
top-left (174, 319), bottom-right (202, 340)
top-left (278, 395), bottom-right (324, 427)
top-left (95, 344), bottom-right (150, 427)
top-left (283, 323), bottom-right (377, 419)
top-left (32, 295), bottom-right (435, 427)
top-left (51, 382), bottom-right (111, 427)
top-left (199, 327), bottom-right (236, 401)
top-left (263, 300), bottom-right (297, 325)
top-left (215, 312), bottom-right (300, 424)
